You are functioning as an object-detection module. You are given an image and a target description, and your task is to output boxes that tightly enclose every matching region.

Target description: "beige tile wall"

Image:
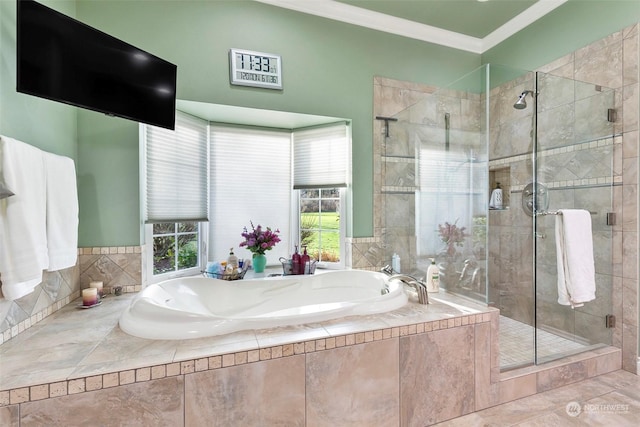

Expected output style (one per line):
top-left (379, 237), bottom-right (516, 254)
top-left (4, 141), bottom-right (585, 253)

top-left (0, 264), bottom-right (79, 346)
top-left (78, 246), bottom-right (144, 296)
top-left (366, 23), bottom-right (639, 374)
top-left (0, 246), bottom-right (142, 346)
top-left (0, 309), bottom-right (622, 426)
top-left (0, 312), bottom-right (492, 425)
top-left (537, 23), bottom-right (638, 373)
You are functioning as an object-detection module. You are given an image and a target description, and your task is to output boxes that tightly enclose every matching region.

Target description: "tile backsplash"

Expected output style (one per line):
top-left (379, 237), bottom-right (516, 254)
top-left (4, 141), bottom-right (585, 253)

top-left (0, 246), bottom-right (143, 345)
top-left (78, 246), bottom-right (143, 296)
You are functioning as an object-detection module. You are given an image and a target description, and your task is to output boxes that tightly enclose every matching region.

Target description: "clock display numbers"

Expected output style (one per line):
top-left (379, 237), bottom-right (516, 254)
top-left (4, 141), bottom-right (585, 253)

top-left (229, 49), bottom-right (282, 90)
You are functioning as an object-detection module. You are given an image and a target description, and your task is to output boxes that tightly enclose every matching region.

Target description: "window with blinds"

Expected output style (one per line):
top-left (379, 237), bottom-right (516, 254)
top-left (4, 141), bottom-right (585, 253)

top-left (293, 123), bottom-right (349, 189)
top-left (209, 125), bottom-right (291, 262)
top-left (143, 111), bottom-right (209, 223)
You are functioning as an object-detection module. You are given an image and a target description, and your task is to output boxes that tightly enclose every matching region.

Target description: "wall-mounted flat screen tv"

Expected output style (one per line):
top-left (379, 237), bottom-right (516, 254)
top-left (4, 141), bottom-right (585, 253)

top-left (17, 0), bottom-right (177, 130)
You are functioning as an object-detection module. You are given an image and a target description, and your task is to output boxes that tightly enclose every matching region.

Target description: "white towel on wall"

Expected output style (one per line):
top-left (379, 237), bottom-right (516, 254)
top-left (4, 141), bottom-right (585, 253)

top-left (0, 135), bottom-right (48, 300)
top-left (45, 152), bottom-right (78, 271)
top-left (555, 209), bottom-right (596, 308)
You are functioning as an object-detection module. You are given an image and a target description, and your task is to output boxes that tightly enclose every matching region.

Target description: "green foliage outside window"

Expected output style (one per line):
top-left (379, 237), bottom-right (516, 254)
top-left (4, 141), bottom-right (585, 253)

top-left (153, 222), bottom-right (198, 275)
top-left (300, 188), bottom-right (341, 263)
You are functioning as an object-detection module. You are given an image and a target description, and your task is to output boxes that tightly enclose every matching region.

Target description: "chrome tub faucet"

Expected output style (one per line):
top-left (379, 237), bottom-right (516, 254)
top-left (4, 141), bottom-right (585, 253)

top-left (380, 265), bottom-right (429, 305)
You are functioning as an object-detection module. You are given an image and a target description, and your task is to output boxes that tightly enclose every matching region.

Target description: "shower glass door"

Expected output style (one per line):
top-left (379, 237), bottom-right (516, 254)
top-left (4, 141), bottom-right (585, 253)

top-left (380, 65), bottom-right (489, 292)
top-left (384, 64), bottom-right (617, 371)
top-left (398, 65), bottom-right (489, 300)
top-left (533, 71), bottom-right (617, 364)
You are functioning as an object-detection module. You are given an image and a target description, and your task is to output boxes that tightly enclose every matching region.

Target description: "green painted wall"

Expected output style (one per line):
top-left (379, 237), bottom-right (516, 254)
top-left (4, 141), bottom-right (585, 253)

top-left (74, 0), bottom-right (479, 246)
top-left (5, 0), bottom-right (638, 247)
top-left (0, 0), bottom-right (77, 159)
top-left (482, 0), bottom-right (640, 70)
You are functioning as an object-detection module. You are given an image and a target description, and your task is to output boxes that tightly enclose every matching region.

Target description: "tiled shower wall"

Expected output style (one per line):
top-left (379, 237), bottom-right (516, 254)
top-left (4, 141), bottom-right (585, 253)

top-left (487, 25), bottom-right (639, 372)
top-left (541, 25), bottom-right (639, 372)
top-left (0, 247), bottom-right (142, 344)
top-left (487, 74), bottom-right (621, 358)
top-left (359, 23), bottom-right (639, 373)
top-left (350, 77), bottom-right (438, 272)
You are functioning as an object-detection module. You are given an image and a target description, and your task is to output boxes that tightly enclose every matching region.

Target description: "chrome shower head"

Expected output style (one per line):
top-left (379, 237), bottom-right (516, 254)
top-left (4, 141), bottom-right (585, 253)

top-left (514, 90), bottom-right (534, 110)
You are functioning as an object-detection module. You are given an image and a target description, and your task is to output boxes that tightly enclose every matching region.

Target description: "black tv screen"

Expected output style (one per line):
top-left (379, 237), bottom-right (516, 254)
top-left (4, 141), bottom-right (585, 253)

top-left (17, 0), bottom-right (177, 130)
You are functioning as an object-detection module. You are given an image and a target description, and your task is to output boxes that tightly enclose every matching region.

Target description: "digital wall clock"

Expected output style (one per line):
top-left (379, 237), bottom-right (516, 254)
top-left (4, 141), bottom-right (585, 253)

top-left (229, 48), bottom-right (282, 90)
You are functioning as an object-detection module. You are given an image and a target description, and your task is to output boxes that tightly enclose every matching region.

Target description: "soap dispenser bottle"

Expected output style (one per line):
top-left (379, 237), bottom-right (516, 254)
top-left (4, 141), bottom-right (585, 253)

top-left (426, 258), bottom-right (440, 292)
top-left (301, 245), bottom-right (311, 274)
top-left (292, 245), bottom-right (301, 275)
top-left (392, 253), bottom-right (401, 273)
top-left (489, 182), bottom-right (503, 209)
top-left (227, 248), bottom-right (239, 271)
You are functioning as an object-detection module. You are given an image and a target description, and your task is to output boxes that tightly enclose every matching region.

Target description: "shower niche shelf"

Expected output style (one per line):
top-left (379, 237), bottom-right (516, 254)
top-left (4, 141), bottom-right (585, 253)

top-left (489, 167), bottom-right (510, 210)
top-left (382, 155), bottom-right (416, 194)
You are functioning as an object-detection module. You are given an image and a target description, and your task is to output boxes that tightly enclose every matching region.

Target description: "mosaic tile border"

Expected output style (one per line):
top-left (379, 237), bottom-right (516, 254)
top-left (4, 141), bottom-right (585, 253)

top-left (1, 286), bottom-right (145, 347)
top-left (0, 312), bottom-right (493, 407)
top-left (0, 295), bottom-right (74, 347)
top-left (381, 186), bottom-right (418, 193)
top-left (1, 246), bottom-right (143, 346)
top-left (489, 135), bottom-right (619, 168)
top-left (490, 135), bottom-right (622, 192)
top-left (79, 246), bottom-right (142, 256)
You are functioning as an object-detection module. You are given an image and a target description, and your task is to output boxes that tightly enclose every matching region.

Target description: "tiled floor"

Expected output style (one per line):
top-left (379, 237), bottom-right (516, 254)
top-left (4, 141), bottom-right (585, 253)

top-left (437, 369), bottom-right (640, 426)
top-left (500, 315), bottom-right (599, 370)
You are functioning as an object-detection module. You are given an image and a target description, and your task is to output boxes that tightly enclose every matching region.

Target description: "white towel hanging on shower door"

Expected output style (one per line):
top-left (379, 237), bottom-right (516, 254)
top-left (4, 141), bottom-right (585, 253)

top-left (555, 209), bottom-right (596, 308)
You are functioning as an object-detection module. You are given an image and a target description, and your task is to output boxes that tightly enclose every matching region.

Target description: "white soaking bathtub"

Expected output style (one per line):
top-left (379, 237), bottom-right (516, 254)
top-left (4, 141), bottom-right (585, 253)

top-left (119, 270), bottom-right (409, 340)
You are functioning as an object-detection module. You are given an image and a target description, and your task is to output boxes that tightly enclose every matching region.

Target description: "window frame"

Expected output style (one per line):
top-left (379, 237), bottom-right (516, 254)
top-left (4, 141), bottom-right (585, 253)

top-left (144, 222), bottom-right (208, 284)
top-left (295, 187), bottom-right (346, 270)
top-left (142, 117), bottom-right (351, 279)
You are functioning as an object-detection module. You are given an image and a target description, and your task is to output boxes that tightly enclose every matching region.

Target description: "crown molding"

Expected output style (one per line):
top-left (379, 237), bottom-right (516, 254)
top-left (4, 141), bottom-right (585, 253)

top-left (481, 0), bottom-right (568, 52)
top-left (255, 0), bottom-right (568, 54)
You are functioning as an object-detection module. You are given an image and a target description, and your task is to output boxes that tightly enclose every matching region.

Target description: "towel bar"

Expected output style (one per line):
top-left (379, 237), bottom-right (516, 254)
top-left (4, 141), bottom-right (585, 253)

top-left (535, 210), bottom-right (597, 216)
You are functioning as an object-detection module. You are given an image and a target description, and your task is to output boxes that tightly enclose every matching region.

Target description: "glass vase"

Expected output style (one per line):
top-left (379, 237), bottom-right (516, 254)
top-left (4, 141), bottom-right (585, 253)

top-left (252, 253), bottom-right (267, 273)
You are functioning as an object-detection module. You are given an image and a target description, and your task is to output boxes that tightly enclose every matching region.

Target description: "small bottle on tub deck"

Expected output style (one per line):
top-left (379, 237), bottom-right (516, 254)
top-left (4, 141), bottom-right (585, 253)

top-left (426, 258), bottom-right (440, 292)
top-left (392, 253), bottom-right (401, 273)
top-left (227, 248), bottom-right (238, 270)
top-left (292, 245), bottom-right (302, 275)
top-left (301, 245), bottom-right (311, 274)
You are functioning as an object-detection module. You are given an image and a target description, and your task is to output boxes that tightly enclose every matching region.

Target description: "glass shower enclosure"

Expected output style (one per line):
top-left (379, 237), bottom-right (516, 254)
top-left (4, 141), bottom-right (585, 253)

top-left (382, 63), bottom-right (618, 370)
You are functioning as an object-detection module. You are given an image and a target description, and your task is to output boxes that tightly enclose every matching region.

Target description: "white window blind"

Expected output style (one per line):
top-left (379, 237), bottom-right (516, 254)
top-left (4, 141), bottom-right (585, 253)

top-left (144, 111), bottom-right (209, 223)
top-left (209, 125), bottom-right (291, 262)
top-left (293, 123), bottom-right (349, 189)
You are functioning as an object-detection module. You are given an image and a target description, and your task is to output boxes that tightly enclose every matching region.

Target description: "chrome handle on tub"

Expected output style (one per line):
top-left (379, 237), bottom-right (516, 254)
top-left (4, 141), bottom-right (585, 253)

top-left (380, 266), bottom-right (429, 305)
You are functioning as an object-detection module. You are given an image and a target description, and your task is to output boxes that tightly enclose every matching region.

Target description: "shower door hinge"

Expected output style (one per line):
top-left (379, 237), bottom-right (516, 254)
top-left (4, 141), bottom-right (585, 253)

top-left (607, 109), bottom-right (617, 123)
top-left (605, 314), bottom-right (616, 328)
top-left (606, 212), bottom-right (616, 226)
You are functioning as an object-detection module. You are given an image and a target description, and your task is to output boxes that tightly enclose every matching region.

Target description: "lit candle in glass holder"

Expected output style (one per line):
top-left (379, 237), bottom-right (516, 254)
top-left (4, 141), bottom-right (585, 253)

top-left (82, 287), bottom-right (98, 306)
top-left (89, 281), bottom-right (104, 298)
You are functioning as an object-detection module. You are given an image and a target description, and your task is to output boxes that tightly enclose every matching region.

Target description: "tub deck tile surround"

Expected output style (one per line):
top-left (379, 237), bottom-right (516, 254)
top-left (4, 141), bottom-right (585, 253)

top-left (0, 289), bottom-right (622, 426)
top-left (0, 291), bottom-right (491, 394)
top-left (400, 325), bottom-right (476, 425)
